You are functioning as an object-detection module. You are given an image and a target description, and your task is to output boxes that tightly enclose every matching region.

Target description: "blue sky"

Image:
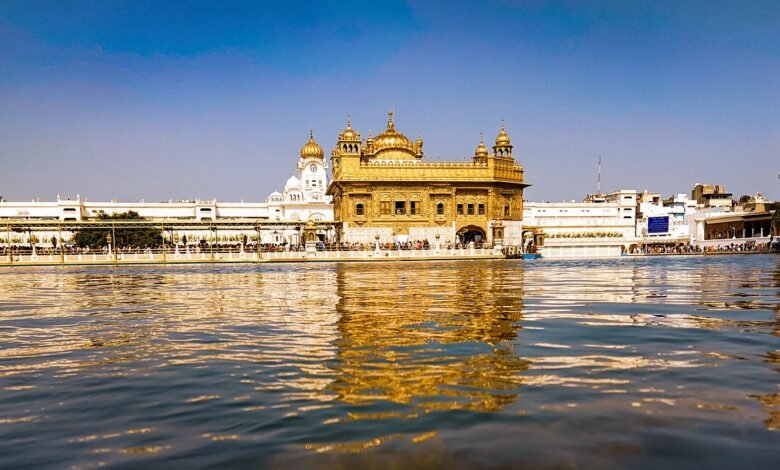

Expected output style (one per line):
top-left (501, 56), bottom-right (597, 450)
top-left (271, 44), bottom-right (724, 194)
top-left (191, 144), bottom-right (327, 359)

top-left (1, 0), bottom-right (778, 202)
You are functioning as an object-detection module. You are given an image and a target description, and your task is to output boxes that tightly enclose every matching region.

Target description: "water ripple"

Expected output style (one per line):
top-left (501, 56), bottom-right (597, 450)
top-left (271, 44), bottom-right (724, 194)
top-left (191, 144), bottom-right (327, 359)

top-left (0, 256), bottom-right (779, 468)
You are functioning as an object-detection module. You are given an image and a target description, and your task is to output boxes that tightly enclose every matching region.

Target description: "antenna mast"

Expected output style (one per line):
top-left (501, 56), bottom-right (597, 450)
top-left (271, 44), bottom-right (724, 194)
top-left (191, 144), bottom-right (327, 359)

top-left (597, 155), bottom-right (602, 195)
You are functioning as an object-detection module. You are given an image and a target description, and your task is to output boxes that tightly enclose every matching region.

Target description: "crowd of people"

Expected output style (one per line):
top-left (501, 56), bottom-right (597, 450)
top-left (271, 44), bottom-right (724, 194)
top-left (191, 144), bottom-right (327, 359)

top-left (702, 241), bottom-right (775, 253)
top-left (633, 245), bottom-right (703, 255)
top-left (0, 237), bottom-right (492, 257)
top-left (620, 240), bottom-right (777, 255)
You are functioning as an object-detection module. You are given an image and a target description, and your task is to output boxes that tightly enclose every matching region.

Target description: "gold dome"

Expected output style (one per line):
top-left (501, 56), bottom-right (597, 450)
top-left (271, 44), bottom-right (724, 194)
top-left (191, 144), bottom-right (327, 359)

top-left (495, 120), bottom-right (511, 146)
top-left (475, 133), bottom-right (488, 158)
top-left (372, 111), bottom-right (417, 156)
top-left (300, 130), bottom-right (324, 159)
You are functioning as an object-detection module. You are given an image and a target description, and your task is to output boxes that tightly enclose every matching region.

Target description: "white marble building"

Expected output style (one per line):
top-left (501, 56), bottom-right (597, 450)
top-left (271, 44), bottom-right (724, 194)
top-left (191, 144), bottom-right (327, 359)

top-left (0, 132), bottom-right (334, 246)
top-left (522, 190), bottom-right (639, 258)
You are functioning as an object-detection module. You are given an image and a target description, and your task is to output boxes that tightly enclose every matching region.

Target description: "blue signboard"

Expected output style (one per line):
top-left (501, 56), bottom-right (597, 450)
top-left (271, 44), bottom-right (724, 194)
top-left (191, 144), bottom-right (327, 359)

top-left (648, 216), bottom-right (670, 234)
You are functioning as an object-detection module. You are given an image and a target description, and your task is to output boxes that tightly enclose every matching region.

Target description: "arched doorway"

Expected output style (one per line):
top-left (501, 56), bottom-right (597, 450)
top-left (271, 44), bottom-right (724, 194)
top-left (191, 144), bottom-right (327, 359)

top-left (457, 225), bottom-right (486, 244)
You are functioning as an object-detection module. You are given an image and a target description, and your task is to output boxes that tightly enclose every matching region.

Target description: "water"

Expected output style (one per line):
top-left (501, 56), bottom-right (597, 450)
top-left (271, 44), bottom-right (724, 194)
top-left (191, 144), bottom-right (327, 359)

top-left (0, 256), bottom-right (778, 468)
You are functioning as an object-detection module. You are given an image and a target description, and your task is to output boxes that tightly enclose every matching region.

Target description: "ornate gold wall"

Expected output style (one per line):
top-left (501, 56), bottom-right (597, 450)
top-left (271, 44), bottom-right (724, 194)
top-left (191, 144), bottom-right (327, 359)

top-left (326, 113), bottom-right (528, 244)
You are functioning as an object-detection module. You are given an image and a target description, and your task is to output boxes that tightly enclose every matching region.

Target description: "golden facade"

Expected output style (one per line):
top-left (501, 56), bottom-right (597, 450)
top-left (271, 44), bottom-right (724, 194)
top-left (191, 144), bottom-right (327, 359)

top-left (326, 112), bottom-right (529, 245)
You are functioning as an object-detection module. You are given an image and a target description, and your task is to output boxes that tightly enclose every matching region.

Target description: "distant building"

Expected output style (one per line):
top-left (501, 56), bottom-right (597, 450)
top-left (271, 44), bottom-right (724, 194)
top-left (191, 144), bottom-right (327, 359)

top-left (636, 190), bottom-right (662, 208)
top-left (634, 192), bottom-right (697, 246)
top-left (737, 193), bottom-right (772, 213)
top-left (692, 183), bottom-right (733, 208)
top-left (696, 211), bottom-right (773, 244)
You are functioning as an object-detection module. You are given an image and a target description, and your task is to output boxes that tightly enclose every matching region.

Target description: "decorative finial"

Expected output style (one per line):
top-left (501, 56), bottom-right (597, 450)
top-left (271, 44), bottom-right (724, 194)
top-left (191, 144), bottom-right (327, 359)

top-left (387, 110), bottom-right (395, 130)
top-left (309, 129), bottom-right (314, 139)
top-left (346, 113), bottom-right (351, 128)
top-left (480, 132), bottom-right (484, 144)
top-left (501, 119), bottom-right (505, 131)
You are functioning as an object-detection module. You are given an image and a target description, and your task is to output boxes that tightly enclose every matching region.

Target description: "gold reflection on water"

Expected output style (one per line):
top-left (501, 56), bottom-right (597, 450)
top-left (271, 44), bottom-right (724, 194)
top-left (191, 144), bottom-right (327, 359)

top-left (328, 261), bottom-right (528, 413)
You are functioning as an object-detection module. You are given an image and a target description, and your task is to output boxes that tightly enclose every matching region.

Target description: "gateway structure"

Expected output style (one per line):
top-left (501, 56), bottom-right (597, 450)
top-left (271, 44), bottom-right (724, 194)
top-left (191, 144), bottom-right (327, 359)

top-left (326, 112), bottom-right (529, 246)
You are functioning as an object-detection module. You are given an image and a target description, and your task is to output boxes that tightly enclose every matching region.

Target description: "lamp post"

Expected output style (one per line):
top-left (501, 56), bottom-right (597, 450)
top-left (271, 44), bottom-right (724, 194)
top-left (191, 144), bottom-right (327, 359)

top-left (106, 231), bottom-right (113, 262)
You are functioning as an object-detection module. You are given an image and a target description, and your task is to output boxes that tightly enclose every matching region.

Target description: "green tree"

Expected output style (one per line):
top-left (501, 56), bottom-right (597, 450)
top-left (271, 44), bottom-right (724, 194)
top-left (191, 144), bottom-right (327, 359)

top-left (72, 211), bottom-right (162, 248)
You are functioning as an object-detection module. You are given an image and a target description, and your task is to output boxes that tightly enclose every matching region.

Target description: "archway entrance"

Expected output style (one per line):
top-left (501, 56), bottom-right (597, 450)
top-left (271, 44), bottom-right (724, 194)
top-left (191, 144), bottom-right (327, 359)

top-left (457, 225), bottom-right (486, 244)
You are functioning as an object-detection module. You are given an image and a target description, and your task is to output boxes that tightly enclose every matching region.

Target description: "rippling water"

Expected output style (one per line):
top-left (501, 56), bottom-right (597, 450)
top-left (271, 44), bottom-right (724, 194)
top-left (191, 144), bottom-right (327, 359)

top-left (1, 256), bottom-right (779, 468)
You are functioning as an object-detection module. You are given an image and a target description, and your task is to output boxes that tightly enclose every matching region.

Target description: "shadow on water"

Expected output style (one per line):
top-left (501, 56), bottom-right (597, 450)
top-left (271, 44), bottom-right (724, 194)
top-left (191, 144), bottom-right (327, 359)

top-left (0, 256), bottom-right (779, 468)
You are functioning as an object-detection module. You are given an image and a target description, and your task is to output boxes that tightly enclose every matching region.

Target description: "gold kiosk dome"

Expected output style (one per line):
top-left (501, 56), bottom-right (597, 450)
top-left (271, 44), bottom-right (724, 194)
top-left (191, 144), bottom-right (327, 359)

top-left (493, 120), bottom-right (513, 157)
top-left (474, 133), bottom-right (489, 158)
top-left (300, 130), bottom-right (324, 159)
top-left (339, 114), bottom-right (360, 141)
top-left (495, 122), bottom-right (511, 146)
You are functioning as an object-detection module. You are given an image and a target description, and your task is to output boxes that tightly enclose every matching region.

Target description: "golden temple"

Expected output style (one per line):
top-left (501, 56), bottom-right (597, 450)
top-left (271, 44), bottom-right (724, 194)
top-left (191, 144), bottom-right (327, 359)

top-left (326, 112), bottom-right (529, 245)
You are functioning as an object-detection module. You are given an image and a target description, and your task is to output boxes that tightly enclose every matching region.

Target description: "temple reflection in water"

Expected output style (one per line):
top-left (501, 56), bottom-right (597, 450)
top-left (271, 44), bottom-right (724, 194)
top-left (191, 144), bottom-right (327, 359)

top-left (329, 261), bottom-right (527, 413)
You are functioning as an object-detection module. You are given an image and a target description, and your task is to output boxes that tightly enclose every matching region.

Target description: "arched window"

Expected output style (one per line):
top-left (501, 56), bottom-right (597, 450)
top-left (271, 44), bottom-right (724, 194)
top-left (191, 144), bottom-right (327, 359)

top-left (356, 204), bottom-right (364, 216)
top-left (436, 203), bottom-right (444, 215)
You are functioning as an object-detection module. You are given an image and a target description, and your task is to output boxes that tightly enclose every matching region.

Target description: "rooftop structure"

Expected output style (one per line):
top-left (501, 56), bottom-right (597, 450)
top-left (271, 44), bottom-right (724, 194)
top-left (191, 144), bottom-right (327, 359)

top-left (692, 183), bottom-right (733, 208)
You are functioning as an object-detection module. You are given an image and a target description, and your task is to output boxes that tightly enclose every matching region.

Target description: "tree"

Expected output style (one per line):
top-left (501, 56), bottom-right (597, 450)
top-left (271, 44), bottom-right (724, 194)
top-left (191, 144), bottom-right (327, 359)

top-left (72, 211), bottom-right (163, 248)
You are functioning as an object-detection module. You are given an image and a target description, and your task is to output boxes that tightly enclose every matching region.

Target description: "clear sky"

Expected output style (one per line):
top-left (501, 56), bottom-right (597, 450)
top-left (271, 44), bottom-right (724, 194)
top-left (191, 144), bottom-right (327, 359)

top-left (1, 0), bottom-right (778, 203)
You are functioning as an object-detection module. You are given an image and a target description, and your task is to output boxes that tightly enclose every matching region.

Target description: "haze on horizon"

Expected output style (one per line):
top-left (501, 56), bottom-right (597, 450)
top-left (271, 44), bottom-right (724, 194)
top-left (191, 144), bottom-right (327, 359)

top-left (1, 0), bottom-right (778, 204)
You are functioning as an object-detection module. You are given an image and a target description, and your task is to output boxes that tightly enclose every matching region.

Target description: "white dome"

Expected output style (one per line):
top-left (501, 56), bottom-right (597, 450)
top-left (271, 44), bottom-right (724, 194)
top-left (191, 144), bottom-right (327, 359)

top-left (268, 191), bottom-right (283, 202)
top-left (284, 175), bottom-right (300, 192)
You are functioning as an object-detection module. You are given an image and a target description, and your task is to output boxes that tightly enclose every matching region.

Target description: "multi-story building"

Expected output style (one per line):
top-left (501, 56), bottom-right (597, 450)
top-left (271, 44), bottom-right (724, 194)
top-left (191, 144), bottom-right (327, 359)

top-left (522, 190), bottom-right (638, 258)
top-left (692, 193), bottom-right (777, 248)
top-left (634, 193), bottom-right (697, 246)
top-left (326, 112), bottom-right (528, 246)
